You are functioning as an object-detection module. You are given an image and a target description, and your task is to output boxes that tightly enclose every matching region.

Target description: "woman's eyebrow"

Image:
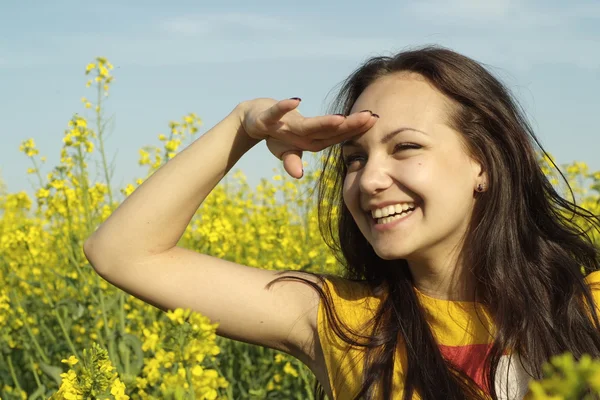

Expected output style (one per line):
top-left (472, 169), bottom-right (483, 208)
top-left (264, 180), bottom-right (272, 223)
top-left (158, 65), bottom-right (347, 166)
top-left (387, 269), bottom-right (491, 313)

top-left (341, 127), bottom-right (428, 149)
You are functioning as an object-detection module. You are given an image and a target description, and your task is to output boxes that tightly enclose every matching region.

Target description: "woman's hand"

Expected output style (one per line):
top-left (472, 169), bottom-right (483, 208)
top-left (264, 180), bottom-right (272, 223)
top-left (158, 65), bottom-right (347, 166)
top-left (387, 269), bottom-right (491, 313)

top-left (236, 97), bottom-right (378, 179)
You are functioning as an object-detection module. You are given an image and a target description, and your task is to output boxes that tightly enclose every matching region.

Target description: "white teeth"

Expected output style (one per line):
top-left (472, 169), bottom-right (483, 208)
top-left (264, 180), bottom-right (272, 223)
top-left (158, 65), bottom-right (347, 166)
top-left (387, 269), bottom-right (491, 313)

top-left (376, 209), bottom-right (414, 225)
top-left (371, 202), bottom-right (415, 219)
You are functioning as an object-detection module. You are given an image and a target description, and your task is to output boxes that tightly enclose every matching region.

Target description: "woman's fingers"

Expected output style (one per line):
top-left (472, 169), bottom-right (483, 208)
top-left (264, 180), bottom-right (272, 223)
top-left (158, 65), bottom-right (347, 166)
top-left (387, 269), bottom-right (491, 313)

top-left (281, 150), bottom-right (304, 179)
top-left (258, 98), bottom-right (379, 179)
top-left (294, 110), bottom-right (377, 140)
top-left (265, 138), bottom-right (304, 179)
top-left (260, 98), bottom-right (302, 126)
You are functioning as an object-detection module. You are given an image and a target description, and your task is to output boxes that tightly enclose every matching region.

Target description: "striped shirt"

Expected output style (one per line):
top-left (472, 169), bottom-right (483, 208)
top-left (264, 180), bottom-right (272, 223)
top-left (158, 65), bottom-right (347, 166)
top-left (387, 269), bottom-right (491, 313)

top-left (317, 271), bottom-right (600, 399)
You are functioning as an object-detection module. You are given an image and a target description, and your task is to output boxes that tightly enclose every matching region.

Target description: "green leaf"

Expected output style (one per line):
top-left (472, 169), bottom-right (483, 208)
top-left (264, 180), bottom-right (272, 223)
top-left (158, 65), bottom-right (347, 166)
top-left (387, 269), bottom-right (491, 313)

top-left (118, 333), bottom-right (145, 376)
top-left (38, 361), bottom-right (63, 386)
top-left (27, 384), bottom-right (47, 400)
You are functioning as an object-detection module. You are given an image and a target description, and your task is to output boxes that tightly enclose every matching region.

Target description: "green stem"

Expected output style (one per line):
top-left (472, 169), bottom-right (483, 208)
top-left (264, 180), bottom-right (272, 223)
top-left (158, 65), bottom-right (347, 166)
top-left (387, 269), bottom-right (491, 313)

top-left (76, 145), bottom-right (94, 235)
top-left (6, 355), bottom-right (23, 393)
top-left (95, 80), bottom-right (115, 210)
top-left (119, 292), bottom-right (131, 377)
top-left (185, 365), bottom-right (196, 400)
top-left (23, 317), bottom-right (50, 364)
top-left (162, 130), bottom-right (174, 168)
top-left (28, 353), bottom-right (44, 390)
top-left (53, 307), bottom-right (80, 359)
top-left (96, 273), bottom-right (118, 363)
top-left (39, 319), bottom-right (57, 342)
top-left (297, 363), bottom-right (315, 400)
top-left (9, 289), bottom-right (50, 364)
top-left (30, 156), bottom-right (45, 190)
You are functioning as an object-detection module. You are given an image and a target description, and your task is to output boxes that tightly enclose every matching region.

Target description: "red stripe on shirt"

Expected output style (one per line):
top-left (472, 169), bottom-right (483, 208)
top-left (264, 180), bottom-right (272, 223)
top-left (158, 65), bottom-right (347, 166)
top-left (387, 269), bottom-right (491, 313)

top-left (438, 343), bottom-right (494, 393)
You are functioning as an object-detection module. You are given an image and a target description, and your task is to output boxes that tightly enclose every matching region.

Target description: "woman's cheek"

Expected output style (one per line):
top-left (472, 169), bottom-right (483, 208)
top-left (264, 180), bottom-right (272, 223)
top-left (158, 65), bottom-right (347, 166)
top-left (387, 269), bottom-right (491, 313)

top-left (396, 158), bottom-right (430, 193)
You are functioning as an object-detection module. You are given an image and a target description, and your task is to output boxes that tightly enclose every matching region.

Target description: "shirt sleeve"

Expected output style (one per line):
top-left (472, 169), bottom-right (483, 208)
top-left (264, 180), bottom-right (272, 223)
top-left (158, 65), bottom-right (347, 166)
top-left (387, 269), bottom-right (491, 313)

top-left (585, 270), bottom-right (600, 316)
top-left (317, 276), bottom-right (382, 400)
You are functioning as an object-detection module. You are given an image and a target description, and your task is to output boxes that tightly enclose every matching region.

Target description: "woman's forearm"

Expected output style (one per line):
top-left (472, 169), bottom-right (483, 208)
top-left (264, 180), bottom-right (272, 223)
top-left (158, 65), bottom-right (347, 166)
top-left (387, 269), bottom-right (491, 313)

top-left (84, 105), bottom-right (261, 270)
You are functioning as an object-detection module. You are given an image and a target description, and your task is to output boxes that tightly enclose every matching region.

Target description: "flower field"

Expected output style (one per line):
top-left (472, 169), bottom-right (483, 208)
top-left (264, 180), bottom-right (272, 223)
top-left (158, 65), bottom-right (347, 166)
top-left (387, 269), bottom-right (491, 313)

top-left (1, 57), bottom-right (600, 399)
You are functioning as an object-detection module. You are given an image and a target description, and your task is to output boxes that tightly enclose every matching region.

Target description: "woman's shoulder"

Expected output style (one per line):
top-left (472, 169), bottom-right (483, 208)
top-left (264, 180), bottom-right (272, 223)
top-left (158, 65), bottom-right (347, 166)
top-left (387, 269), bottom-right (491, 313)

top-left (585, 270), bottom-right (600, 286)
top-left (318, 275), bottom-right (385, 329)
top-left (321, 275), bottom-right (385, 305)
top-left (582, 271), bottom-right (600, 314)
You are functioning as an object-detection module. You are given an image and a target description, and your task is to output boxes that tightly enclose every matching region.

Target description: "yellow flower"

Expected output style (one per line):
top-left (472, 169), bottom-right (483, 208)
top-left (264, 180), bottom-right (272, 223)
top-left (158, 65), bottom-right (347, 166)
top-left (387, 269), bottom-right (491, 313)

top-left (139, 149), bottom-right (151, 165)
top-left (74, 117), bottom-right (87, 128)
top-left (61, 355), bottom-right (79, 367)
top-left (165, 139), bottom-right (180, 152)
top-left (166, 308), bottom-right (191, 325)
top-left (283, 361), bottom-right (299, 377)
top-left (110, 378), bottom-right (129, 400)
top-left (37, 188), bottom-right (50, 199)
top-left (121, 184), bottom-right (136, 197)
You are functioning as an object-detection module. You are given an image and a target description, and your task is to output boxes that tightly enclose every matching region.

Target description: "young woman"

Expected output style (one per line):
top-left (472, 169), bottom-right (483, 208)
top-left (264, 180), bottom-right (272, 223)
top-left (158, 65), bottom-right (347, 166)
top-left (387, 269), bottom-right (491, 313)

top-left (83, 45), bottom-right (600, 399)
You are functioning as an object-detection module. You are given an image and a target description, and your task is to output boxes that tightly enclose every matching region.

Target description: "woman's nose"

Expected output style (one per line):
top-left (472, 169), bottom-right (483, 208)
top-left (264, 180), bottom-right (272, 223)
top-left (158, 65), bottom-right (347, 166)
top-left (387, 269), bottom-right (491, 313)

top-left (358, 160), bottom-right (393, 195)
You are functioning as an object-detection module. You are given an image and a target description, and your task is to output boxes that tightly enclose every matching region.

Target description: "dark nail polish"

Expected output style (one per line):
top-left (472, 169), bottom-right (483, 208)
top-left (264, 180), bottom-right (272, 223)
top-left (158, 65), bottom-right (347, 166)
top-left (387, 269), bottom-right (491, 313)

top-left (334, 113), bottom-right (346, 117)
top-left (360, 110), bottom-right (373, 114)
top-left (290, 97), bottom-right (302, 101)
top-left (372, 113), bottom-right (380, 118)
top-left (300, 168), bottom-right (304, 178)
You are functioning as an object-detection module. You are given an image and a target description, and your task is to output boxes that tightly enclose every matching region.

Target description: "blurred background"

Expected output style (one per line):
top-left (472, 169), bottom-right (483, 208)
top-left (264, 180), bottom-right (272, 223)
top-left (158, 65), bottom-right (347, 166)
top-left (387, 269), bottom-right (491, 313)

top-left (1, 0), bottom-right (599, 199)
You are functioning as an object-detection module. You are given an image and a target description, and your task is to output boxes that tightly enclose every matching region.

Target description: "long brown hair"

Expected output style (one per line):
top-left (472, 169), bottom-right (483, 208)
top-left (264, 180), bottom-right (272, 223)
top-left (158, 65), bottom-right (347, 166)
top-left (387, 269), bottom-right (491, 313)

top-left (269, 45), bottom-right (600, 399)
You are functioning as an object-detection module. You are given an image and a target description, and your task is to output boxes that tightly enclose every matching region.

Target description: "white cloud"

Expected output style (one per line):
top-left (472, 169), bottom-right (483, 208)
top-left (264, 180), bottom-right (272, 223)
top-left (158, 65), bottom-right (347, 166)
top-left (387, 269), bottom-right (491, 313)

top-left (159, 13), bottom-right (296, 36)
top-left (409, 0), bottom-right (515, 21)
top-left (406, 0), bottom-right (600, 28)
top-left (1, 3), bottom-right (599, 71)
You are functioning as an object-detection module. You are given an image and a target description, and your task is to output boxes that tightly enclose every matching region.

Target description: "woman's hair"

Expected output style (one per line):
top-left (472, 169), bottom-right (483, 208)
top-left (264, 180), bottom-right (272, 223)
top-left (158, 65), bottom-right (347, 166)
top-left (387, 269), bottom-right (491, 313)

top-left (268, 45), bottom-right (600, 399)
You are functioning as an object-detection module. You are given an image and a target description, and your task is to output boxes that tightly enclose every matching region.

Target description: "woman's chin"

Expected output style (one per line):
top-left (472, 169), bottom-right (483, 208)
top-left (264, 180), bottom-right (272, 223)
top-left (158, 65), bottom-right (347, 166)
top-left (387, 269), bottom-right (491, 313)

top-left (373, 246), bottom-right (413, 260)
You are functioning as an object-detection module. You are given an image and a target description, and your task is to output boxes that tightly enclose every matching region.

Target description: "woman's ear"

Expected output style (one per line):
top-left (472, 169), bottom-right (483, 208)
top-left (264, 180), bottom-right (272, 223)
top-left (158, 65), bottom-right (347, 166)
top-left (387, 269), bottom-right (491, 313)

top-left (471, 158), bottom-right (488, 191)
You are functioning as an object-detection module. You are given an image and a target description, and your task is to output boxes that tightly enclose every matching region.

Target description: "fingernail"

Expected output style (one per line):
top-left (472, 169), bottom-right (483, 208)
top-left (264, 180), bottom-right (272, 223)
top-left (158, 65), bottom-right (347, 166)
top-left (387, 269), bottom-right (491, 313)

top-left (372, 113), bottom-right (380, 118)
top-left (290, 97), bottom-right (302, 101)
top-left (360, 110), bottom-right (373, 114)
top-left (334, 113), bottom-right (346, 117)
top-left (301, 168), bottom-right (304, 178)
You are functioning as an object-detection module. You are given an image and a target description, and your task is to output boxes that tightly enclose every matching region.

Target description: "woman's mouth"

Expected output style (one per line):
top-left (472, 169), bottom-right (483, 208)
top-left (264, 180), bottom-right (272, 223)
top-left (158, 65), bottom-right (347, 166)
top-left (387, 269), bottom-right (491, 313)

top-left (370, 206), bottom-right (418, 231)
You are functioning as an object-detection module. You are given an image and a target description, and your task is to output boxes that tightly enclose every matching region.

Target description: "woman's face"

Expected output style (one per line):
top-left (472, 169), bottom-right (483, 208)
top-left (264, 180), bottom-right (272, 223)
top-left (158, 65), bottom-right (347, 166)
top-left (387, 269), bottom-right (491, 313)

top-left (342, 72), bottom-right (484, 262)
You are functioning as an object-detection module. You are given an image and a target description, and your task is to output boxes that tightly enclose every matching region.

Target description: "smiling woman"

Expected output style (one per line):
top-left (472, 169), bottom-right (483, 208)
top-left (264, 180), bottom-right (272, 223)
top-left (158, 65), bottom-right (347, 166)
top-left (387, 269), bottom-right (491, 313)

top-left (295, 46), bottom-right (600, 399)
top-left (84, 44), bottom-right (600, 400)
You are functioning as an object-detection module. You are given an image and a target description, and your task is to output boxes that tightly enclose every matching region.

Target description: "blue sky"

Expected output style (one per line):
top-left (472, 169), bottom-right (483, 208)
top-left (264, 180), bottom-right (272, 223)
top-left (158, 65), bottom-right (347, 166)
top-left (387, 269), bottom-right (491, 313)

top-left (1, 0), bottom-right (599, 201)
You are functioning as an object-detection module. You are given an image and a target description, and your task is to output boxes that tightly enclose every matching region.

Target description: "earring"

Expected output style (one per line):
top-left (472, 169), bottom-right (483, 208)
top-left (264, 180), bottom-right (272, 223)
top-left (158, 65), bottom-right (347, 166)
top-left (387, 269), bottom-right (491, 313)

top-left (477, 183), bottom-right (486, 192)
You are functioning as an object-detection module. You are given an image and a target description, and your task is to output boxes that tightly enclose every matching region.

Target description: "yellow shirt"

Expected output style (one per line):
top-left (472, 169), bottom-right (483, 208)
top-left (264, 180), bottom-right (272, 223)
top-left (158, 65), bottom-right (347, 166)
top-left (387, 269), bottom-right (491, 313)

top-left (317, 271), bottom-right (600, 400)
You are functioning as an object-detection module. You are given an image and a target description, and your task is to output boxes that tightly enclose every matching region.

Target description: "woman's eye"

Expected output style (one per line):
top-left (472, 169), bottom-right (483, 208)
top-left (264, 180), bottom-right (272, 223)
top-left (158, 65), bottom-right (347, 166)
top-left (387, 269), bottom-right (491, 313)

top-left (395, 142), bottom-right (422, 151)
top-left (343, 143), bottom-right (421, 167)
top-left (343, 154), bottom-right (363, 167)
